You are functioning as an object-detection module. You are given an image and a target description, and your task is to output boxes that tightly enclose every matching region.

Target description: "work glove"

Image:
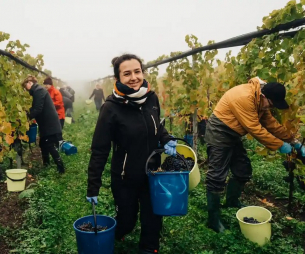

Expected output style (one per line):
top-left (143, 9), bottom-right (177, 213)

top-left (293, 143), bottom-right (305, 157)
top-left (86, 196), bottom-right (98, 205)
top-left (164, 140), bottom-right (177, 156)
top-left (278, 142), bottom-right (292, 154)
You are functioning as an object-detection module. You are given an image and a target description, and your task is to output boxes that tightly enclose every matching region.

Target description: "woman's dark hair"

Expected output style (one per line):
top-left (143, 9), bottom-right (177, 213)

top-left (111, 54), bottom-right (144, 80)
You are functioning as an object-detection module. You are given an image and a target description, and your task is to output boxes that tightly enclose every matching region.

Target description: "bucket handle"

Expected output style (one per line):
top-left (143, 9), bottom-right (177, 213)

top-left (145, 149), bottom-right (165, 175)
top-left (6, 176), bottom-right (26, 182)
top-left (145, 149), bottom-right (190, 175)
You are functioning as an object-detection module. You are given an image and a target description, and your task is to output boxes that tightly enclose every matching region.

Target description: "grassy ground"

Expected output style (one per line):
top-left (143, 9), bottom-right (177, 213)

top-left (0, 103), bottom-right (304, 254)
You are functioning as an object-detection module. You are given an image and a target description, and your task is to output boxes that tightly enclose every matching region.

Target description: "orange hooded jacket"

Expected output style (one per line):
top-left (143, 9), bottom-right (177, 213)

top-left (213, 78), bottom-right (292, 150)
top-left (47, 86), bottom-right (65, 120)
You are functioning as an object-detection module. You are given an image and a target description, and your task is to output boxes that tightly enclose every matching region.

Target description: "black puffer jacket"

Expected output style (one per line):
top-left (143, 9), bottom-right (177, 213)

top-left (87, 92), bottom-right (171, 196)
top-left (62, 96), bottom-right (73, 110)
top-left (29, 84), bottom-right (62, 138)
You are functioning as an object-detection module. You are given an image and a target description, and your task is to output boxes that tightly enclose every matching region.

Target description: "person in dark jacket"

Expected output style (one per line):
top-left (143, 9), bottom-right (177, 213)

top-left (89, 84), bottom-right (106, 110)
top-left (22, 75), bottom-right (65, 173)
top-left (59, 86), bottom-right (73, 101)
top-left (86, 54), bottom-right (177, 254)
top-left (65, 85), bottom-right (75, 103)
top-left (58, 87), bottom-right (74, 120)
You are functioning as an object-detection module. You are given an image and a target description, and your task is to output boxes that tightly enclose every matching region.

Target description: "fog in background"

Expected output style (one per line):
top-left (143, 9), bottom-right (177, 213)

top-left (0, 0), bottom-right (291, 96)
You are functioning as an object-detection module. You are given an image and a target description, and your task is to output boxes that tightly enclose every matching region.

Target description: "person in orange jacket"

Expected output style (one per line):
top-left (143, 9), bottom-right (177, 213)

top-left (204, 77), bottom-right (305, 233)
top-left (43, 77), bottom-right (65, 129)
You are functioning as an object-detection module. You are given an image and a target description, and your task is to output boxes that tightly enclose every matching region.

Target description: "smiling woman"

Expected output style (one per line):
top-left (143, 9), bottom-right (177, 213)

top-left (86, 54), bottom-right (177, 253)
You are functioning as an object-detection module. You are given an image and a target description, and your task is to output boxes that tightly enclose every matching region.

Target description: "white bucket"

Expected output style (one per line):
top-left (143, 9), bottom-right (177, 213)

top-left (6, 169), bottom-right (27, 192)
top-left (65, 117), bottom-right (72, 124)
top-left (236, 206), bottom-right (272, 246)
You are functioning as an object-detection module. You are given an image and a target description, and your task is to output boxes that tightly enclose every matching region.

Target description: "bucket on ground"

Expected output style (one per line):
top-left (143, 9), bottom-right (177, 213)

top-left (59, 141), bottom-right (77, 155)
top-left (236, 206), bottom-right (272, 246)
top-left (73, 215), bottom-right (116, 254)
top-left (161, 143), bottom-right (200, 191)
top-left (6, 169), bottom-right (27, 192)
top-left (65, 117), bottom-right (72, 124)
top-left (26, 124), bottom-right (38, 144)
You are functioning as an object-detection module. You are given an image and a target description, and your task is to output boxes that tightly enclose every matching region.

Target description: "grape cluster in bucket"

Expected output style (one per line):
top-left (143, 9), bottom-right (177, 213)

top-left (160, 155), bottom-right (194, 172)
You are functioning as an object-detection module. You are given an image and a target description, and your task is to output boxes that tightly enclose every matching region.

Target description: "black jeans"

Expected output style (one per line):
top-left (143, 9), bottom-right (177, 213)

top-left (111, 173), bottom-right (162, 251)
top-left (94, 98), bottom-right (102, 111)
top-left (39, 134), bottom-right (61, 162)
top-left (206, 141), bottom-right (252, 192)
top-left (60, 119), bottom-right (65, 129)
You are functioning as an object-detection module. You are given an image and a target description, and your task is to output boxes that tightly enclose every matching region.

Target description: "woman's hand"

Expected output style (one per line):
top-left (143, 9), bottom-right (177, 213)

top-left (164, 140), bottom-right (177, 156)
top-left (86, 196), bottom-right (98, 205)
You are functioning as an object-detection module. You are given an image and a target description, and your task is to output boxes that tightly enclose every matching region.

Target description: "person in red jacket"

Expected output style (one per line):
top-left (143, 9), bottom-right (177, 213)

top-left (43, 77), bottom-right (65, 129)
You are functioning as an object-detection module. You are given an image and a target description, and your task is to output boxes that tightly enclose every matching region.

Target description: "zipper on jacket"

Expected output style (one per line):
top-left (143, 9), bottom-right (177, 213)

top-left (140, 107), bottom-right (150, 161)
top-left (121, 152), bottom-right (127, 179)
top-left (151, 115), bottom-right (157, 135)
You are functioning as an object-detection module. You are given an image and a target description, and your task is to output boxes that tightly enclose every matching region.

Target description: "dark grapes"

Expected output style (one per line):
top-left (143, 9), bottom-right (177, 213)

top-left (76, 222), bottom-right (108, 232)
top-left (243, 217), bottom-right (261, 224)
top-left (161, 155), bottom-right (194, 172)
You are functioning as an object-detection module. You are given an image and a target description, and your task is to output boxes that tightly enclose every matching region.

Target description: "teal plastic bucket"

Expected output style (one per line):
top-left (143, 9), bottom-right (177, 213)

top-left (60, 141), bottom-right (77, 155)
top-left (148, 171), bottom-right (189, 216)
top-left (26, 124), bottom-right (38, 143)
top-left (73, 215), bottom-right (116, 254)
top-left (183, 134), bottom-right (193, 147)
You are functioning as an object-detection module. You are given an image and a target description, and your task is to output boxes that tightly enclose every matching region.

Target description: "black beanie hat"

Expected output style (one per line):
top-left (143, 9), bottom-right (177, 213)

top-left (43, 77), bottom-right (53, 85)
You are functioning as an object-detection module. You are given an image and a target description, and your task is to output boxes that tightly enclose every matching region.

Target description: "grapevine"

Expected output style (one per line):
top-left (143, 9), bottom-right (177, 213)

top-left (0, 32), bottom-right (60, 162)
top-left (145, 0), bottom-right (305, 185)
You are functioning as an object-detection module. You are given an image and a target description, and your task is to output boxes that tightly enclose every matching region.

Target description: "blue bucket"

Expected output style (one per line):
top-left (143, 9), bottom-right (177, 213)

top-left (148, 171), bottom-right (189, 216)
top-left (183, 134), bottom-right (193, 147)
top-left (60, 141), bottom-right (77, 155)
top-left (26, 124), bottom-right (38, 144)
top-left (73, 215), bottom-right (117, 254)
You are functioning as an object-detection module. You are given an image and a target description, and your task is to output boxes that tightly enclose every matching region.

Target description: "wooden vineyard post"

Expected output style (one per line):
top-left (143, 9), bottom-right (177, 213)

top-left (287, 154), bottom-right (294, 215)
top-left (192, 54), bottom-right (198, 155)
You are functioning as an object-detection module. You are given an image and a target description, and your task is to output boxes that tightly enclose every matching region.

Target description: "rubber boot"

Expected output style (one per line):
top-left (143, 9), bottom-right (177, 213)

top-left (207, 191), bottom-right (226, 233)
top-left (223, 178), bottom-right (246, 208)
top-left (55, 158), bottom-right (65, 174)
top-left (138, 248), bottom-right (158, 254)
top-left (42, 155), bottom-right (50, 167)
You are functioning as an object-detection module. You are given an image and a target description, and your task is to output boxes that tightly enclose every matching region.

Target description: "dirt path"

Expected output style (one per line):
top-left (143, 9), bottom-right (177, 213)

top-left (0, 143), bottom-right (41, 253)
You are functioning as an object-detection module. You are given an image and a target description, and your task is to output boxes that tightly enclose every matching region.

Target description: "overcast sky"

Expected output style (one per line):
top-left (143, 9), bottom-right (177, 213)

top-left (0, 0), bottom-right (291, 84)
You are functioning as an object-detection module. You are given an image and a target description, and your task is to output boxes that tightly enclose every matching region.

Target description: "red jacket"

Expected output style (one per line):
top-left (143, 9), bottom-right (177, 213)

top-left (48, 86), bottom-right (65, 119)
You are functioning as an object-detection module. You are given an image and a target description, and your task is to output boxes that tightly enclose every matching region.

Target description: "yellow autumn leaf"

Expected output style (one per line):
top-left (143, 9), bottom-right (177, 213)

top-left (246, 134), bottom-right (253, 140)
top-left (19, 135), bottom-right (29, 142)
top-left (289, 89), bottom-right (299, 95)
top-left (0, 122), bottom-right (12, 134)
top-left (255, 147), bottom-right (268, 156)
top-left (5, 134), bottom-right (14, 145)
top-left (186, 69), bottom-right (194, 75)
top-left (258, 198), bottom-right (275, 207)
top-left (0, 110), bottom-right (6, 118)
